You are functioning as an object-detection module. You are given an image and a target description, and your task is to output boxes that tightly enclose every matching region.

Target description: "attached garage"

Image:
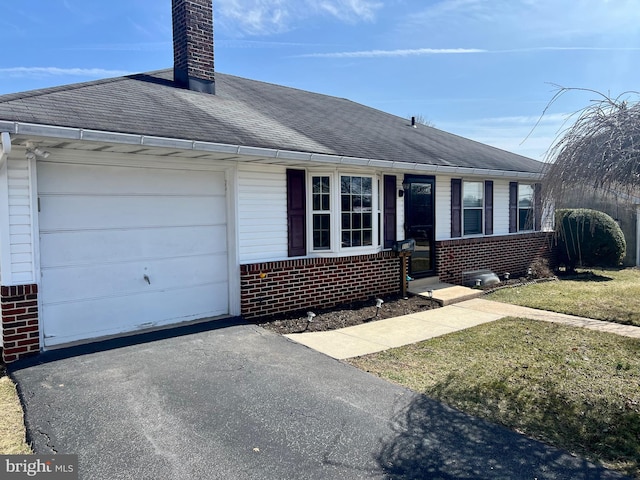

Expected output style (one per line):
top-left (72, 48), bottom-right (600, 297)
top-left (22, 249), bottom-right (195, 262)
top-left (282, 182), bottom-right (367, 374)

top-left (37, 159), bottom-right (230, 347)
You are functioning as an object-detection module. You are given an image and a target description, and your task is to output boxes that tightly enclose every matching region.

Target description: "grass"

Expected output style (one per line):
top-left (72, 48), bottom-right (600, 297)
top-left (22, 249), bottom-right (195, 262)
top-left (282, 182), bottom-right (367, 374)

top-left (0, 365), bottom-right (31, 454)
top-left (350, 318), bottom-right (640, 477)
top-left (487, 267), bottom-right (640, 326)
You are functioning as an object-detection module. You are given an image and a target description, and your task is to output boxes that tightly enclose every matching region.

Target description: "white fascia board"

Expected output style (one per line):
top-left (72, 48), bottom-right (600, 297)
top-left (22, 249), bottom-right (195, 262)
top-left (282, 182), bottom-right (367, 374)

top-left (2, 121), bottom-right (544, 180)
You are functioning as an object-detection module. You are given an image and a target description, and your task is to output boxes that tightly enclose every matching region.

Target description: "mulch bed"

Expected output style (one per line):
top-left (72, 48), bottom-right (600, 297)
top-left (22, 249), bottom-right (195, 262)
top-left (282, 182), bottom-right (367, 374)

top-left (252, 293), bottom-right (439, 335)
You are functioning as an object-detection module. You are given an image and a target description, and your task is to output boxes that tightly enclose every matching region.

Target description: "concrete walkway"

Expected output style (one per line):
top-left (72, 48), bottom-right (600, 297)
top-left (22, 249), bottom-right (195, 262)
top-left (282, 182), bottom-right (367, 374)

top-left (285, 298), bottom-right (640, 360)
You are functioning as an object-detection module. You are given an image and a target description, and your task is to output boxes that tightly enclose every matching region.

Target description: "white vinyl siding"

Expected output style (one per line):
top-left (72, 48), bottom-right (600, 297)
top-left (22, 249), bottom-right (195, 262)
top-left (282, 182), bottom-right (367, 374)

top-left (237, 165), bottom-right (288, 263)
top-left (396, 176), bottom-right (406, 241)
top-left (435, 176), bottom-right (451, 241)
top-left (493, 180), bottom-right (511, 235)
top-left (6, 153), bottom-right (36, 284)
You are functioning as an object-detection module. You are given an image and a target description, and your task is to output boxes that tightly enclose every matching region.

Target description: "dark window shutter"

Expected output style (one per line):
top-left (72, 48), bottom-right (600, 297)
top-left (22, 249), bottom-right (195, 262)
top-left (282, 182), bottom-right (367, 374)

top-left (509, 182), bottom-right (518, 233)
top-left (484, 180), bottom-right (494, 235)
top-left (287, 169), bottom-right (306, 257)
top-left (383, 175), bottom-right (397, 249)
top-left (534, 183), bottom-right (542, 231)
top-left (451, 178), bottom-right (462, 238)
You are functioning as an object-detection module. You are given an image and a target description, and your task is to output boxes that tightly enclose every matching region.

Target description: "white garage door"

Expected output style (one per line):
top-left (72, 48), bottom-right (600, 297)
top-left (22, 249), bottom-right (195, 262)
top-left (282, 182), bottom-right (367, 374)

top-left (38, 161), bottom-right (229, 347)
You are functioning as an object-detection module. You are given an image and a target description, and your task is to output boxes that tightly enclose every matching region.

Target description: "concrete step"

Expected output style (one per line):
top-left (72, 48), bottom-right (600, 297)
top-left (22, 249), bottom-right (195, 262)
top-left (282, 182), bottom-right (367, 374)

top-left (408, 280), bottom-right (483, 306)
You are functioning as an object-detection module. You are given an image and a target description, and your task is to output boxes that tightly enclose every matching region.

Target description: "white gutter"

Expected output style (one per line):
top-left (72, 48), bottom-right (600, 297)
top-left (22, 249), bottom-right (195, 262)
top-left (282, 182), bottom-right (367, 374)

top-left (0, 120), bottom-right (544, 180)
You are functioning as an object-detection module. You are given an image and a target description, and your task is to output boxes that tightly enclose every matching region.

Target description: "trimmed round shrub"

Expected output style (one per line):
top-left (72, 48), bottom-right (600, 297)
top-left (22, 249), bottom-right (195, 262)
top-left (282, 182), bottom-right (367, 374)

top-left (555, 208), bottom-right (626, 270)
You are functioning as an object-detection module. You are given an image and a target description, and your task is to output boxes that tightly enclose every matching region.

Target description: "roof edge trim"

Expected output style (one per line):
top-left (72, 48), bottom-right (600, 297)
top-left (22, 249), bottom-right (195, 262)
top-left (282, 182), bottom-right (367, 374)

top-left (0, 121), bottom-right (544, 180)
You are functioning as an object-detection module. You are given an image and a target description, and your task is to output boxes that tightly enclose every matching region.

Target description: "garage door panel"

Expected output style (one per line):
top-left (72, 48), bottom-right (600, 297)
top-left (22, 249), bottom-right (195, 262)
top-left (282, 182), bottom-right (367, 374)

top-left (38, 161), bottom-right (231, 348)
top-left (42, 283), bottom-right (229, 347)
top-left (39, 195), bottom-right (227, 231)
top-left (41, 253), bottom-right (228, 304)
top-left (40, 225), bottom-right (227, 268)
top-left (38, 162), bottom-right (226, 196)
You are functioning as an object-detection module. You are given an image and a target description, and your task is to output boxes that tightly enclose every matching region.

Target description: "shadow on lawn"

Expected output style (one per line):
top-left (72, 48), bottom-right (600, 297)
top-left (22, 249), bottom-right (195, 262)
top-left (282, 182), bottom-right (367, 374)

top-left (377, 392), bottom-right (631, 480)
top-left (558, 270), bottom-right (614, 282)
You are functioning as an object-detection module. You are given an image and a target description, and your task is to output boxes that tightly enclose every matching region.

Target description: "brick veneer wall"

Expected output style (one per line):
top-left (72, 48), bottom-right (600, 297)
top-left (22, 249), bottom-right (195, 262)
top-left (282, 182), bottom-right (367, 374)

top-left (240, 252), bottom-right (400, 318)
top-left (1, 284), bottom-right (39, 363)
top-left (436, 232), bottom-right (556, 284)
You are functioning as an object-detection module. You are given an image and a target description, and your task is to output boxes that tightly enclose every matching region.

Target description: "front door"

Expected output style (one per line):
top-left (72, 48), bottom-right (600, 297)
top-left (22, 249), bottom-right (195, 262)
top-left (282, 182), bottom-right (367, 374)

top-left (404, 175), bottom-right (435, 277)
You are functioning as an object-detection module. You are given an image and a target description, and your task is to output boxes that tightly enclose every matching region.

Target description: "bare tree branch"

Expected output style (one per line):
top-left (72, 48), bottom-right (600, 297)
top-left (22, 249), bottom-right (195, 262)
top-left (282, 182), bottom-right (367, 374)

top-left (541, 87), bottom-right (640, 204)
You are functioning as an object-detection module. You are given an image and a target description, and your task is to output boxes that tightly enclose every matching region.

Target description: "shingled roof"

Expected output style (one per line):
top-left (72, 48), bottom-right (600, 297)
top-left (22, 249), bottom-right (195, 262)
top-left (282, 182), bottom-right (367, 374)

top-left (0, 68), bottom-right (543, 174)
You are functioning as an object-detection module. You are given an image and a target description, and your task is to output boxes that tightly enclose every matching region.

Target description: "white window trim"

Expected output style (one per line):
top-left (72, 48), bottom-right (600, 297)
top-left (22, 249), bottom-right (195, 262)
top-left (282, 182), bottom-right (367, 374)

top-left (307, 170), bottom-right (381, 255)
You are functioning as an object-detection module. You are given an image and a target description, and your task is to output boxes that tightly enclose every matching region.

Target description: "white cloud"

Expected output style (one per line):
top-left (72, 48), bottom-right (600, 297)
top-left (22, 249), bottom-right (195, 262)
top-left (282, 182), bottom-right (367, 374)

top-left (316, 0), bottom-right (382, 22)
top-left (298, 45), bottom-right (640, 61)
top-left (411, 0), bottom-right (640, 42)
top-left (215, 0), bottom-right (382, 35)
top-left (299, 47), bottom-right (486, 58)
top-left (0, 67), bottom-right (131, 78)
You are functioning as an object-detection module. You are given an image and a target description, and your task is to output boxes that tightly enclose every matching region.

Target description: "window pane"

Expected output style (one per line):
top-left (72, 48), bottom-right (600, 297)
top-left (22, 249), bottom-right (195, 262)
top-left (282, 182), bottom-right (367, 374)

top-left (362, 177), bottom-right (372, 195)
top-left (519, 208), bottom-right (533, 230)
top-left (363, 213), bottom-right (372, 228)
top-left (464, 209), bottom-right (482, 235)
top-left (313, 214), bottom-right (330, 249)
top-left (342, 231), bottom-right (351, 247)
top-left (353, 213), bottom-right (361, 229)
top-left (321, 195), bottom-right (330, 211)
top-left (518, 184), bottom-right (534, 208)
top-left (352, 177), bottom-right (362, 194)
top-left (341, 177), bottom-right (351, 194)
top-left (342, 213), bottom-right (350, 229)
top-left (342, 194), bottom-right (350, 211)
top-left (463, 182), bottom-right (483, 208)
top-left (352, 231), bottom-right (362, 246)
top-left (363, 231), bottom-right (372, 246)
top-left (312, 196), bottom-right (320, 211)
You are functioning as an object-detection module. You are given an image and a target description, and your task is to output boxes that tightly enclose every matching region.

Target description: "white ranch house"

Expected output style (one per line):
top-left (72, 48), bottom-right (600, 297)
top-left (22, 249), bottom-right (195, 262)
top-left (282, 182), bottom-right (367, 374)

top-left (0, 0), bottom-right (553, 362)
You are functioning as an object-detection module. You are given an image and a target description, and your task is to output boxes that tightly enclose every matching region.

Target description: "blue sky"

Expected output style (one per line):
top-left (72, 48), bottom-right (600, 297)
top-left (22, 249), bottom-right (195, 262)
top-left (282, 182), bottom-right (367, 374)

top-left (1, 0), bottom-right (639, 161)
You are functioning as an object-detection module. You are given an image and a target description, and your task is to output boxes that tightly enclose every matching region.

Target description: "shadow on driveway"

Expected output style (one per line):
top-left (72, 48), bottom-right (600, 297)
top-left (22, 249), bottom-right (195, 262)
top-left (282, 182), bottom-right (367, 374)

top-left (377, 393), bottom-right (627, 479)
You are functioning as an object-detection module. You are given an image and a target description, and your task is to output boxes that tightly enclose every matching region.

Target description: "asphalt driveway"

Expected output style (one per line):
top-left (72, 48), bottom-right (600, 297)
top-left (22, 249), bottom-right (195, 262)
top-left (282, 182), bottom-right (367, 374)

top-left (10, 319), bottom-right (628, 480)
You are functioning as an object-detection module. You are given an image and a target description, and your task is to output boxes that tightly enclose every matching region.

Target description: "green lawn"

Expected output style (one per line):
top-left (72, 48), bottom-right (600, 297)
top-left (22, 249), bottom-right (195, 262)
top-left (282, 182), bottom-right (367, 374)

top-left (350, 318), bottom-right (640, 477)
top-left (487, 268), bottom-right (640, 326)
top-left (350, 268), bottom-right (640, 477)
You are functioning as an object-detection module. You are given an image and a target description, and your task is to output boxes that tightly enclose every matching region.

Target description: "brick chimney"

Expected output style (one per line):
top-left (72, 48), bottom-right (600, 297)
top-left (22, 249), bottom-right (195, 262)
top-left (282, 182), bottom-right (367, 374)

top-left (172, 0), bottom-right (215, 94)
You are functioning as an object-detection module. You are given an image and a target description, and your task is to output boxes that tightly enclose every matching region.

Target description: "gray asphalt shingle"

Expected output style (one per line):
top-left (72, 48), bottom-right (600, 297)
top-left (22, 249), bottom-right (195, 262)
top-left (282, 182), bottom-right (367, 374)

top-left (0, 69), bottom-right (543, 173)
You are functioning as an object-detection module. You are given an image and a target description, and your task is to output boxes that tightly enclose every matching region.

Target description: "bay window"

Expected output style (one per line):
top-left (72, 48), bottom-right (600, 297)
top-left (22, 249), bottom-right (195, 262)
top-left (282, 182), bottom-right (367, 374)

top-left (309, 172), bottom-right (378, 253)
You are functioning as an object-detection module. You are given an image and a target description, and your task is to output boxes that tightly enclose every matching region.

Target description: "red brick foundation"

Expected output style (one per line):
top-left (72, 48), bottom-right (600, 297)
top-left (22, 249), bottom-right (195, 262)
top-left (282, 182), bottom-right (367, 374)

top-left (1, 284), bottom-right (39, 363)
top-left (436, 232), bottom-right (556, 285)
top-left (240, 252), bottom-right (400, 318)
